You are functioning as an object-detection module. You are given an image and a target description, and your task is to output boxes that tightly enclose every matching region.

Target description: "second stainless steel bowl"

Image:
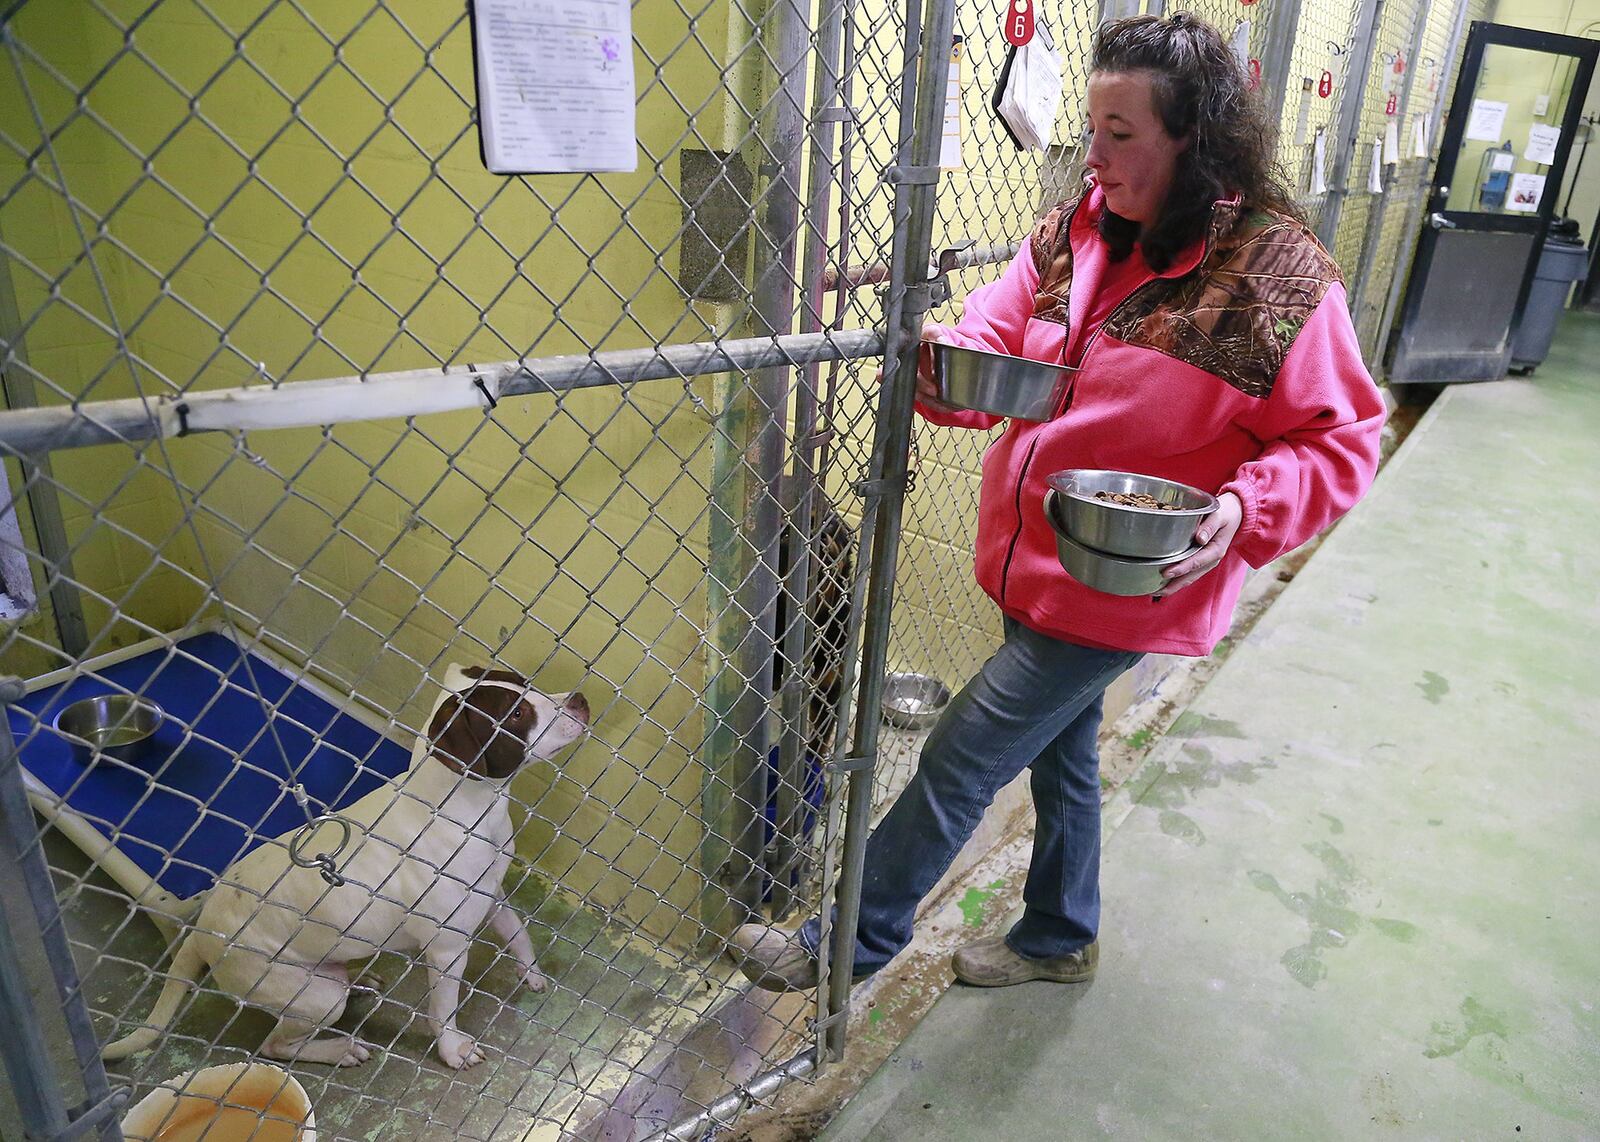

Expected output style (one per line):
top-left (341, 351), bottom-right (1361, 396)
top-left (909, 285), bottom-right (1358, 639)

top-left (1045, 469), bottom-right (1217, 559)
top-left (925, 340), bottom-right (1073, 421)
top-left (881, 671), bottom-right (951, 731)
top-left (1044, 490), bottom-right (1200, 596)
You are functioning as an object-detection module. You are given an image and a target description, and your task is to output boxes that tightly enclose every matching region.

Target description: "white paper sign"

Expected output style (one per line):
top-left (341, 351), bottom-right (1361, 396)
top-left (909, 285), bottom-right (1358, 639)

top-left (1230, 20), bottom-right (1251, 73)
top-left (1525, 124), bottom-right (1561, 165)
top-left (1491, 150), bottom-right (1515, 172)
top-left (1368, 139), bottom-right (1384, 193)
top-left (1311, 129), bottom-right (1328, 195)
top-left (1411, 113), bottom-right (1430, 158)
top-left (1292, 77), bottom-right (1313, 149)
top-left (940, 38), bottom-right (964, 169)
top-left (472, 0), bottom-right (637, 173)
top-left (1465, 99), bottom-right (1508, 143)
top-left (1507, 171), bottom-right (1546, 212)
top-left (1383, 121), bottom-right (1400, 165)
top-left (998, 25), bottom-right (1062, 153)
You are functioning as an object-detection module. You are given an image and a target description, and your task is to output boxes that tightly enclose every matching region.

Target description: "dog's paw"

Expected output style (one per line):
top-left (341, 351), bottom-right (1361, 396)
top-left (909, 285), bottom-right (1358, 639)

top-left (518, 966), bottom-right (549, 994)
top-left (437, 1033), bottom-right (485, 1070)
top-left (337, 1040), bottom-right (372, 1068)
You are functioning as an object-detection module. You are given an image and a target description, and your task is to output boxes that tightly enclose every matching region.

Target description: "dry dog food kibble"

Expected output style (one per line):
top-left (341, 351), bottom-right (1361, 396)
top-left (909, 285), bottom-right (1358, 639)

top-left (1092, 491), bottom-right (1179, 511)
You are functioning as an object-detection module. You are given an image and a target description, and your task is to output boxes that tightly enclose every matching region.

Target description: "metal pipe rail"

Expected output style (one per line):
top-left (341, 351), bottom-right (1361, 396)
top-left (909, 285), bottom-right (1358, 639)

top-left (0, 327), bottom-right (886, 456)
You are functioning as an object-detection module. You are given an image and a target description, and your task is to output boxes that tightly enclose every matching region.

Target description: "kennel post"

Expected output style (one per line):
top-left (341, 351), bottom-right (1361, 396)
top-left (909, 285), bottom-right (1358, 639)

top-left (818, 0), bottom-right (958, 1060)
top-left (0, 677), bottom-right (125, 1141)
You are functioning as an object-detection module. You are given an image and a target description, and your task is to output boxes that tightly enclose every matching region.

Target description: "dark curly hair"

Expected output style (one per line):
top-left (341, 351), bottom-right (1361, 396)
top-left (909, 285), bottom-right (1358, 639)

top-left (1090, 13), bottom-right (1301, 271)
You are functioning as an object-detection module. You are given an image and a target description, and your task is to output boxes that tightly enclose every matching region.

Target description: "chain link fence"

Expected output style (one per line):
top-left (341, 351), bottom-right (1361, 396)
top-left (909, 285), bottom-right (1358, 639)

top-left (0, 0), bottom-right (1479, 1138)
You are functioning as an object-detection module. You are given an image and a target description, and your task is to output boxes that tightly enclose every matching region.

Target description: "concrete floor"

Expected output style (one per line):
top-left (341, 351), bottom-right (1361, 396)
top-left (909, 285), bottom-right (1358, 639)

top-left (820, 314), bottom-right (1600, 1140)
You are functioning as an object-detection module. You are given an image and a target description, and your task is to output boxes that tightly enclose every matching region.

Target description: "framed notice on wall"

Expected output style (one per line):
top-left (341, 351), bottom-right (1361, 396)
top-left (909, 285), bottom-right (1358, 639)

top-left (469, 0), bottom-right (638, 174)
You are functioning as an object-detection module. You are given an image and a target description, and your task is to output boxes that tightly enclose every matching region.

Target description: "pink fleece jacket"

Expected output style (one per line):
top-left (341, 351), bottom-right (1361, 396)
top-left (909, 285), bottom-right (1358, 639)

top-left (917, 186), bottom-right (1386, 656)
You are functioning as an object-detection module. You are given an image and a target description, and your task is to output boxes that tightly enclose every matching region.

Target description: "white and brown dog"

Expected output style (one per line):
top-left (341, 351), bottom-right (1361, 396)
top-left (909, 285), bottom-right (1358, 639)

top-left (102, 664), bottom-right (589, 1070)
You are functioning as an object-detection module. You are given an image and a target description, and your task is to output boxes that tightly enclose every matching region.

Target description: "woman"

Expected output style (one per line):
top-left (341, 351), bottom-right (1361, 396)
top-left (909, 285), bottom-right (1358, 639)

top-left (733, 13), bottom-right (1385, 990)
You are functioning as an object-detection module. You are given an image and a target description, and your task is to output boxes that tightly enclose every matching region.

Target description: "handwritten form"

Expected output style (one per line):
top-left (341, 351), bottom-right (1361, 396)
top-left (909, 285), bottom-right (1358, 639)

top-left (472, 0), bottom-right (637, 174)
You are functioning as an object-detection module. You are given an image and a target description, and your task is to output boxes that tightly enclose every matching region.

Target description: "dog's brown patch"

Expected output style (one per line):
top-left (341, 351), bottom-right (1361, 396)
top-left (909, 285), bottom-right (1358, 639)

top-left (429, 686), bottom-right (537, 780)
top-left (464, 665), bottom-right (527, 686)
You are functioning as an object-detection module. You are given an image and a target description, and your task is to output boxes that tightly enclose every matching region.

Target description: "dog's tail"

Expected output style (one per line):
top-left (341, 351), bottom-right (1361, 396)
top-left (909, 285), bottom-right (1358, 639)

top-left (101, 936), bottom-right (206, 1060)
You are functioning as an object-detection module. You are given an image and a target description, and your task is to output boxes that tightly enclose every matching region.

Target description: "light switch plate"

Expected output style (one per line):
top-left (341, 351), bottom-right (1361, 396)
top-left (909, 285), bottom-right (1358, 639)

top-left (1534, 93), bottom-right (1551, 116)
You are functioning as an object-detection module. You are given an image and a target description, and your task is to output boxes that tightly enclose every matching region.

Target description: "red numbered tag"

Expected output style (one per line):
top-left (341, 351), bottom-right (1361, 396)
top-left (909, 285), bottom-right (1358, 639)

top-left (1318, 70), bottom-right (1333, 98)
top-left (1393, 53), bottom-right (1405, 75)
top-left (1004, 0), bottom-right (1034, 46)
top-left (1248, 58), bottom-right (1262, 90)
top-left (1385, 92), bottom-right (1398, 116)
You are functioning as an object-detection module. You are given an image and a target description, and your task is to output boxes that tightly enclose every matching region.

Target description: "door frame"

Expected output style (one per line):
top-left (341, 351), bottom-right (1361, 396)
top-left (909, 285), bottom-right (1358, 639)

top-left (1389, 21), bottom-right (1599, 382)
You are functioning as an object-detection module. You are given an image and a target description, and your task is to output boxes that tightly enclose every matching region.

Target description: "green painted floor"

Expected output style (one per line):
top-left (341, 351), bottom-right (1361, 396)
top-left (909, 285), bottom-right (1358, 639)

top-left (821, 314), bottom-right (1600, 1140)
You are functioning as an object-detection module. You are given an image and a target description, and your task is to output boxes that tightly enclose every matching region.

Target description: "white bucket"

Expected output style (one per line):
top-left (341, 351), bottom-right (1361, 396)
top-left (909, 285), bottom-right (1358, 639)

top-left (121, 1062), bottom-right (315, 1142)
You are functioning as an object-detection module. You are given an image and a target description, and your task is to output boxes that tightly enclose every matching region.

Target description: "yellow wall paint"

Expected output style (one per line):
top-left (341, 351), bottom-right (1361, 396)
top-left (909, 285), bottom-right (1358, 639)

top-left (0, 0), bottom-right (767, 944)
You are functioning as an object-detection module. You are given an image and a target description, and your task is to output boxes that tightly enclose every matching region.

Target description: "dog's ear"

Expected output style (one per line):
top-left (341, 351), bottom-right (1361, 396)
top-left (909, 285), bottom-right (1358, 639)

top-left (430, 687), bottom-right (533, 780)
top-left (463, 665), bottom-right (528, 687)
top-left (429, 693), bottom-right (480, 777)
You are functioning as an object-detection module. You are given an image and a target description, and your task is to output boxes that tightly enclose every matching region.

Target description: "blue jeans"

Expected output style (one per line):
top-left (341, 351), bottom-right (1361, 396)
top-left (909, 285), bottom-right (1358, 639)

top-left (803, 618), bottom-right (1141, 973)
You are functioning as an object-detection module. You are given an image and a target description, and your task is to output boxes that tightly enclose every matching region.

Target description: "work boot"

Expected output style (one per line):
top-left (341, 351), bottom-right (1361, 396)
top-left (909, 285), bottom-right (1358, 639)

top-left (951, 935), bottom-right (1098, 987)
top-left (730, 924), bottom-right (819, 992)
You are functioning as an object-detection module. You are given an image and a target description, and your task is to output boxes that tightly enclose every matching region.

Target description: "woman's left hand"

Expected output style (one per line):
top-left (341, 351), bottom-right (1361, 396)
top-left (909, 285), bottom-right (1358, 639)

top-left (1155, 492), bottom-right (1242, 598)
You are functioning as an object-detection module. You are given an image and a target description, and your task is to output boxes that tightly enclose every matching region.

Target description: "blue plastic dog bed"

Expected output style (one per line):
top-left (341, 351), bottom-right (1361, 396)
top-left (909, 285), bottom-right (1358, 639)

top-left (9, 630), bottom-right (411, 905)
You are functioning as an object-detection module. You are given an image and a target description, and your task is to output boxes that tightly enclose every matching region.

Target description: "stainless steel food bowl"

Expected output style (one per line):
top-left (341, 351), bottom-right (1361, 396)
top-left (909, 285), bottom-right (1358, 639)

top-left (925, 340), bottom-right (1074, 421)
top-left (881, 672), bottom-right (951, 731)
top-left (52, 694), bottom-right (164, 765)
top-left (1045, 491), bottom-right (1200, 596)
top-left (1045, 469), bottom-right (1217, 559)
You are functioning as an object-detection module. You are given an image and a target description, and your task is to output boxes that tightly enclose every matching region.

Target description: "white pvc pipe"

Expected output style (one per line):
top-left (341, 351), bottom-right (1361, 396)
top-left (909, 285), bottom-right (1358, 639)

top-left (0, 328), bottom-right (886, 457)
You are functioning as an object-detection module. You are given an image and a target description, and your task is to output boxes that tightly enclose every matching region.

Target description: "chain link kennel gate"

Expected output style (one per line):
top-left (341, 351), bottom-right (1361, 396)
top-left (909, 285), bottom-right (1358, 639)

top-left (0, 0), bottom-right (956, 1134)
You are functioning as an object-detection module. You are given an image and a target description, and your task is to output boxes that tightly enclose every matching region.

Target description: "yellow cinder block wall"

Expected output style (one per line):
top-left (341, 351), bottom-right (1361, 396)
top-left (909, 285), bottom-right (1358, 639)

top-left (0, 4), bottom-right (208, 671)
top-left (0, 0), bottom-right (778, 947)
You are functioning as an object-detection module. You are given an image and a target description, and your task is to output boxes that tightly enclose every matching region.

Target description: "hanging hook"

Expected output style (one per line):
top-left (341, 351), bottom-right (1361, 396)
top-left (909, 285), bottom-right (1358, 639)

top-left (289, 814), bottom-right (354, 887)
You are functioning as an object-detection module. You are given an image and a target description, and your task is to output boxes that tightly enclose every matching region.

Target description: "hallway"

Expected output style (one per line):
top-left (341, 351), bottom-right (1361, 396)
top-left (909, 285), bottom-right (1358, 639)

top-left (819, 313), bottom-right (1600, 1139)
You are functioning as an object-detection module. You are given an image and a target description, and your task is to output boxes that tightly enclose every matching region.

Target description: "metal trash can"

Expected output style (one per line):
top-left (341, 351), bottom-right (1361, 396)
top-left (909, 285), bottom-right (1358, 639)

top-left (1510, 218), bottom-right (1588, 373)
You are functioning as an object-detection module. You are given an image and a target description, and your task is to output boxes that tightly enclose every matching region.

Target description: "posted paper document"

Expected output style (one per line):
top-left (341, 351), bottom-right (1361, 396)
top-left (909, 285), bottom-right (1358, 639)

top-left (473, 0), bottom-right (637, 174)
top-left (1465, 99), bottom-right (1508, 143)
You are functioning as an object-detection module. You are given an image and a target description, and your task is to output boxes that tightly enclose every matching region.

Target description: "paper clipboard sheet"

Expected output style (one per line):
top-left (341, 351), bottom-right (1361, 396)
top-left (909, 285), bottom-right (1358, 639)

top-left (472, 0), bottom-right (638, 174)
top-left (995, 24), bottom-right (1063, 152)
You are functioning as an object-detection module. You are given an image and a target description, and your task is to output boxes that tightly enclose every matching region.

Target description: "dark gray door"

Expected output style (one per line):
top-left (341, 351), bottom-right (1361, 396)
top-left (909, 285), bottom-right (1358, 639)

top-left (1388, 22), bottom-right (1598, 384)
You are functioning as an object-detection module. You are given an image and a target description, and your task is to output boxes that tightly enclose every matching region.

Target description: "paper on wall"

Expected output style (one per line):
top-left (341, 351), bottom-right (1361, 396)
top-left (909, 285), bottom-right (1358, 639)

top-left (998, 24), bottom-right (1062, 152)
top-left (1524, 123), bottom-right (1561, 165)
top-left (1292, 77), bottom-right (1313, 149)
top-left (1383, 121), bottom-right (1400, 166)
top-left (1491, 150), bottom-right (1515, 172)
top-left (1369, 138), bottom-right (1383, 193)
top-left (941, 38), bottom-right (964, 169)
top-left (1230, 19), bottom-right (1251, 73)
top-left (1506, 171), bottom-right (1546, 213)
top-left (1310, 129), bottom-right (1328, 195)
top-left (1411, 113), bottom-right (1430, 158)
top-left (472, 0), bottom-right (637, 174)
top-left (1465, 99), bottom-right (1508, 143)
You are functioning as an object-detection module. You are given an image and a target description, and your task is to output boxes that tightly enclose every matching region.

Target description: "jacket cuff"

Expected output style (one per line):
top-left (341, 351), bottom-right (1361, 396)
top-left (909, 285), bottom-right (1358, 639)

top-left (1220, 475), bottom-right (1262, 564)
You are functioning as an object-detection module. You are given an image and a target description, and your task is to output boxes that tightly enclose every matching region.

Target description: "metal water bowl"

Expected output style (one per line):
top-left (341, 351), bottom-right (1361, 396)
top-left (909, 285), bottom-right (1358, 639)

top-left (53, 694), bottom-right (165, 766)
top-left (1045, 469), bottom-right (1217, 559)
top-left (1044, 492), bottom-right (1201, 596)
top-left (925, 340), bottom-right (1074, 421)
top-left (881, 672), bottom-right (951, 731)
